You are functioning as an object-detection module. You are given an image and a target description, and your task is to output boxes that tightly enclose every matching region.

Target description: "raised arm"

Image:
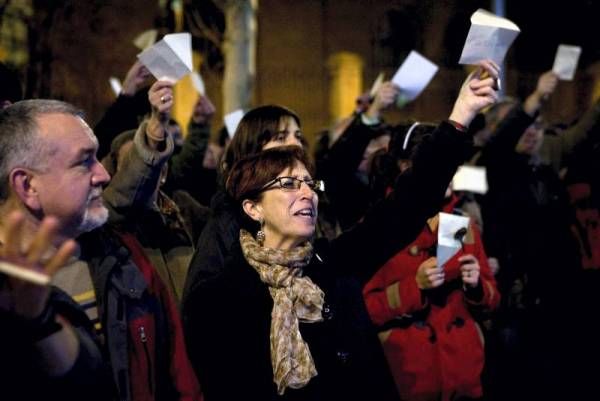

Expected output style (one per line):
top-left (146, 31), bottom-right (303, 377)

top-left (329, 60), bottom-right (500, 283)
top-left (102, 80), bottom-right (175, 222)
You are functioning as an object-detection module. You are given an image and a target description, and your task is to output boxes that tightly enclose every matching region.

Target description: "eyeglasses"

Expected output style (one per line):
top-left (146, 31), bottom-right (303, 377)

top-left (261, 176), bottom-right (325, 192)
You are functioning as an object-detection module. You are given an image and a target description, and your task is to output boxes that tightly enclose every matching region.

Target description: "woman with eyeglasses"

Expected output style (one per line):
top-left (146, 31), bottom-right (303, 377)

top-left (182, 61), bottom-right (500, 401)
top-left (182, 105), bottom-right (305, 302)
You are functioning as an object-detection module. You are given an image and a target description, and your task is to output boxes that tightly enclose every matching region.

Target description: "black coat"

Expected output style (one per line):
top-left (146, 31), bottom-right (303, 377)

top-left (182, 121), bottom-right (471, 401)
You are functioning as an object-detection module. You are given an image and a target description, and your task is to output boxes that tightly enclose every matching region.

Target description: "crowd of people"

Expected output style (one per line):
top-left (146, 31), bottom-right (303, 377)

top-left (0, 41), bottom-right (599, 401)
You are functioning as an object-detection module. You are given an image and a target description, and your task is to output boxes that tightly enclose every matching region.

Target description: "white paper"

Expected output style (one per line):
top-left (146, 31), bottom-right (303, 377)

top-left (437, 212), bottom-right (470, 268)
top-left (452, 165), bottom-right (488, 194)
top-left (459, 9), bottom-right (520, 66)
top-left (191, 71), bottom-right (206, 95)
top-left (133, 29), bottom-right (158, 51)
top-left (224, 109), bottom-right (244, 138)
top-left (137, 32), bottom-right (193, 83)
top-left (552, 44), bottom-right (582, 81)
top-left (391, 50), bottom-right (438, 104)
top-left (109, 77), bottom-right (122, 97)
top-left (369, 72), bottom-right (384, 98)
top-left (0, 261), bottom-right (50, 285)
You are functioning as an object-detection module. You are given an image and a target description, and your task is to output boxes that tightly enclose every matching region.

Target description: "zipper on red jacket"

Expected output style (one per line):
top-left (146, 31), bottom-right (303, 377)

top-left (139, 326), bottom-right (154, 395)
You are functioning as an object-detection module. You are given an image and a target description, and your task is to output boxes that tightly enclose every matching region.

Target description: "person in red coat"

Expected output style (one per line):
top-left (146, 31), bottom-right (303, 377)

top-left (364, 122), bottom-right (500, 401)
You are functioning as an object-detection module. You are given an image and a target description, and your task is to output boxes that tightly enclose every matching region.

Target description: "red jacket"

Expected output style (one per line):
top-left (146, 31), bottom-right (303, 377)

top-left (118, 232), bottom-right (203, 401)
top-left (363, 207), bottom-right (499, 401)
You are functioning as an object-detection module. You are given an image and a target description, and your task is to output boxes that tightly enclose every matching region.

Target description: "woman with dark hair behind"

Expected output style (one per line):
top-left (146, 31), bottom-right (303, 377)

top-left (182, 61), bottom-right (500, 400)
top-left (182, 105), bottom-right (304, 301)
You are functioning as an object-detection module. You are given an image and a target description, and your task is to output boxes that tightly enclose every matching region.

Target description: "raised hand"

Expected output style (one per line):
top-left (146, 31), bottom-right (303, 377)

top-left (146, 80), bottom-right (175, 142)
top-left (0, 211), bottom-right (76, 320)
top-left (449, 59), bottom-right (500, 127)
top-left (524, 70), bottom-right (559, 115)
top-left (192, 95), bottom-right (217, 125)
top-left (121, 60), bottom-right (152, 96)
top-left (365, 81), bottom-right (400, 120)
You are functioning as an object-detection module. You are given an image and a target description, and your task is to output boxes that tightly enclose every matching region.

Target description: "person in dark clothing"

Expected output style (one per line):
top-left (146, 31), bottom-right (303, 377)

top-left (477, 71), bottom-right (589, 401)
top-left (182, 61), bottom-right (500, 401)
top-left (0, 212), bottom-right (112, 401)
top-left (182, 105), bottom-right (304, 302)
top-left (0, 99), bottom-right (202, 401)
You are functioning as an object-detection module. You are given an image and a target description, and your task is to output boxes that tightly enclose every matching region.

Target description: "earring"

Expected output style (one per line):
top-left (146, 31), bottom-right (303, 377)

top-left (256, 218), bottom-right (265, 246)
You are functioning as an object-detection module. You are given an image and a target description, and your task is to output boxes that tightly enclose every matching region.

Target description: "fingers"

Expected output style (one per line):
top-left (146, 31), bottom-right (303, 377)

top-left (477, 59), bottom-right (500, 81)
top-left (459, 254), bottom-right (480, 286)
top-left (149, 80), bottom-right (174, 113)
top-left (424, 266), bottom-right (445, 288)
top-left (25, 216), bottom-right (59, 265)
top-left (45, 239), bottom-right (77, 276)
top-left (3, 211), bottom-right (24, 260)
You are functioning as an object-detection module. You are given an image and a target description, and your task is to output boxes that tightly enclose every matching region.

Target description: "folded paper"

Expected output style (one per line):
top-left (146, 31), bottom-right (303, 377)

top-left (452, 165), bottom-right (488, 194)
top-left (137, 32), bottom-right (193, 83)
top-left (392, 50), bottom-right (438, 105)
top-left (552, 44), bottom-right (582, 81)
top-left (437, 212), bottom-right (470, 268)
top-left (459, 9), bottom-right (520, 66)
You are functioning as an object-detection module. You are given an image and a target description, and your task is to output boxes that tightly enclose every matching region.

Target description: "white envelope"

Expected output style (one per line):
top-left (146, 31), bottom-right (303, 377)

top-left (459, 9), bottom-right (520, 66)
top-left (452, 165), bottom-right (488, 194)
top-left (109, 77), bottom-right (122, 97)
top-left (552, 44), bottom-right (582, 81)
top-left (391, 50), bottom-right (438, 104)
top-left (224, 109), bottom-right (245, 138)
top-left (137, 32), bottom-right (193, 83)
top-left (133, 29), bottom-right (158, 51)
top-left (0, 260), bottom-right (50, 285)
top-left (437, 212), bottom-right (470, 268)
top-left (191, 71), bottom-right (206, 95)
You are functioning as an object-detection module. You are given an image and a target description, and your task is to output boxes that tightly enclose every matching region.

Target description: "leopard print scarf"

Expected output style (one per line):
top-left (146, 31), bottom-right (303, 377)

top-left (239, 229), bottom-right (324, 395)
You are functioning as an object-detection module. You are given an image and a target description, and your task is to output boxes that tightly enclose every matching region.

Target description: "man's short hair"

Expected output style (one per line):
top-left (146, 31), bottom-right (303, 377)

top-left (0, 99), bottom-right (83, 202)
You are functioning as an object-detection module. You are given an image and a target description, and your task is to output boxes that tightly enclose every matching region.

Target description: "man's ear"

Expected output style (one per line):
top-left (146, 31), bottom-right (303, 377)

top-left (242, 199), bottom-right (263, 223)
top-left (9, 168), bottom-right (41, 210)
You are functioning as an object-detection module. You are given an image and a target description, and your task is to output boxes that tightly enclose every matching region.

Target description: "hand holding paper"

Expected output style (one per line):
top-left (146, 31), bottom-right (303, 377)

top-left (437, 212), bottom-right (470, 269)
top-left (416, 257), bottom-right (445, 290)
top-left (450, 60), bottom-right (500, 127)
top-left (137, 32), bottom-right (193, 83)
top-left (458, 254), bottom-right (481, 288)
top-left (365, 81), bottom-right (400, 120)
top-left (459, 9), bottom-right (520, 66)
top-left (391, 50), bottom-right (438, 106)
top-left (147, 80), bottom-right (174, 141)
top-left (552, 44), bottom-right (582, 81)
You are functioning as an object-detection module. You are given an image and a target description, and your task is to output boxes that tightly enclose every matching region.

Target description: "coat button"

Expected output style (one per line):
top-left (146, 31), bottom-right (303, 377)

top-left (322, 304), bottom-right (334, 320)
top-left (336, 350), bottom-right (350, 364)
top-left (409, 245), bottom-right (420, 256)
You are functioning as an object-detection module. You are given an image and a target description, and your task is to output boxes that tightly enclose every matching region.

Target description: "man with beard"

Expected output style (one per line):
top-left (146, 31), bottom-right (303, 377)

top-left (0, 99), bottom-right (201, 401)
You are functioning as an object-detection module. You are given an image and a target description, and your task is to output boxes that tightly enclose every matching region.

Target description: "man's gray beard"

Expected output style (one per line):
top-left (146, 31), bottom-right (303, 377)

top-left (77, 205), bottom-right (109, 233)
